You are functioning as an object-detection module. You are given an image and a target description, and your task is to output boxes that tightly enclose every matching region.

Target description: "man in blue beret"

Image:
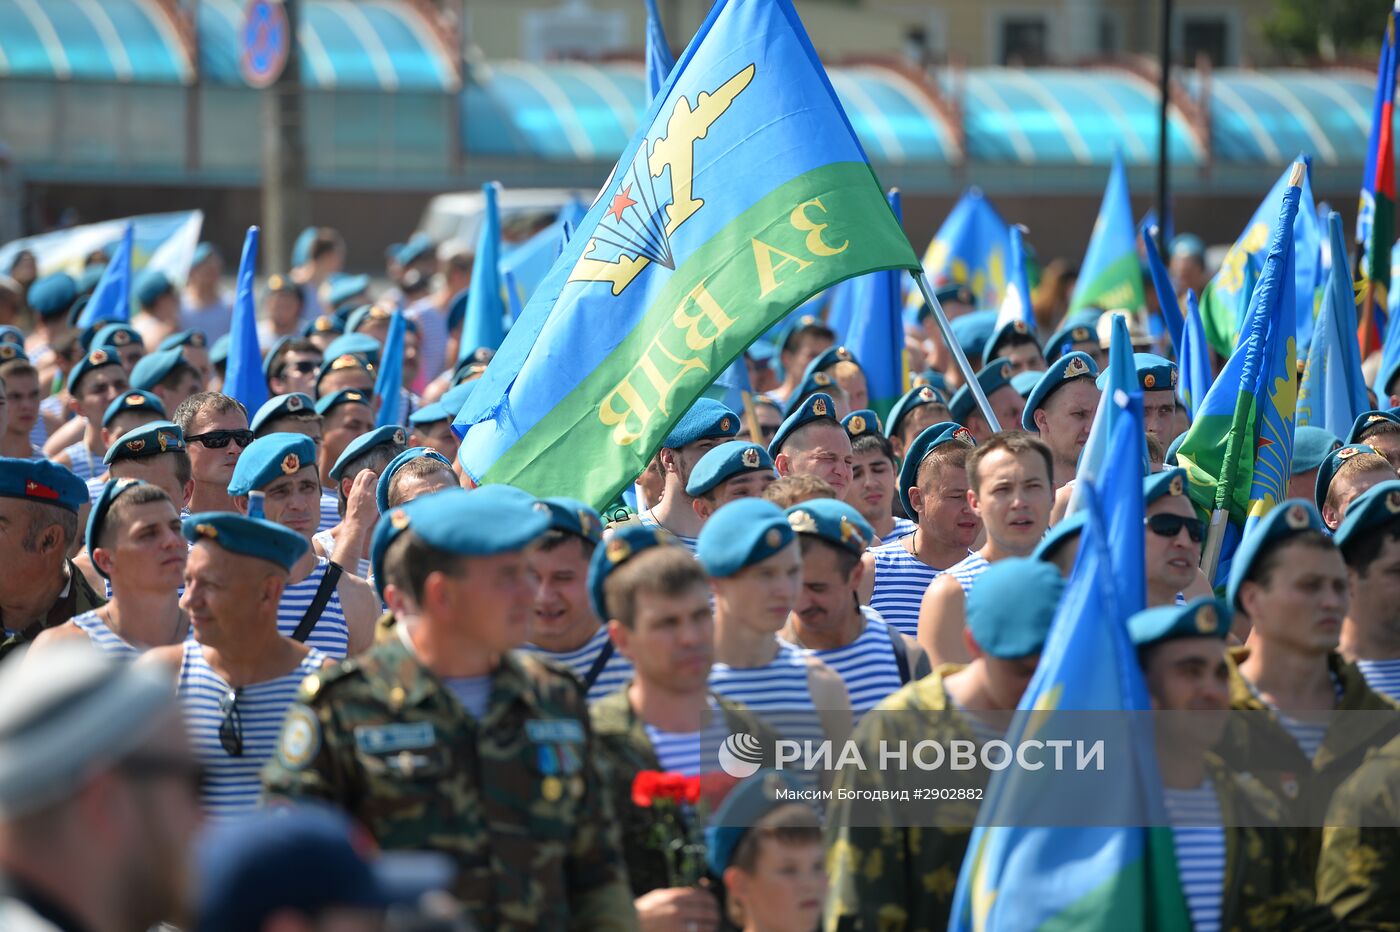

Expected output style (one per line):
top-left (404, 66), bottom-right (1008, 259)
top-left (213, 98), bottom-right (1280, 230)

top-left (132, 270), bottom-right (180, 354)
top-left (841, 410), bottom-right (911, 543)
top-left (101, 421), bottom-right (194, 517)
top-left (948, 358), bottom-right (1024, 443)
top-left (375, 447), bottom-right (456, 516)
top-left (172, 392), bottom-right (251, 515)
top-left (885, 384), bottom-right (952, 461)
top-left (314, 389), bottom-right (375, 491)
top-left (781, 498), bottom-right (929, 719)
top-left (1144, 468), bottom-right (1212, 608)
top-left (1022, 351), bottom-right (1100, 489)
top-left (521, 499), bottom-right (633, 702)
top-left (1288, 425), bottom-right (1340, 501)
top-left (91, 322), bottom-right (147, 372)
top-left (1102, 352), bottom-right (1180, 443)
top-left (633, 398), bottom-right (740, 550)
top-left (228, 434), bottom-right (378, 660)
top-left (52, 348), bottom-right (129, 483)
top-left (1334, 481), bottom-right (1400, 701)
top-left (685, 440), bottom-right (778, 521)
top-left (22, 274), bottom-right (77, 386)
top-left (771, 393), bottom-right (854, 499)
top-left (131, 347), bottom-right (204, 415)
top-left (699, 498), bottom-right (851, 759)
top-left (827, 557), bottom-right (1063, 929)
top-left (1042, 314), bottom-right (1102, 366)
top-left (250, 393), bottom-right (338, 533)
top-left (1316, 443), bottom-right (1395, 530)
top-left (314, 426), bottom-right (408, 580)
top-left (1221, 499), bottom-right (1398, 820)
top-left (265, 487), bottom-right (637, 927)
top-left (982, 319), bottom-right (1046, 376)
top-left (918, 433), bottom-right (1053, 666)
top-left (771, 317), bottom-right (835, 406)
top-left (83, 390), bottom-right (168, 500)
top-left (784, 367), bottom-right (849, 420)
top-left (866, 423), bottom-right (980, 636)
top-left (1348, 409), bottom-right (1400, 470)
top-left (0, 458), bottom-right (105, 658)
top-left (264, 337), bottom-right (323, 399)
top-left (179, 241), bottom-right (233, 342)
top-left (945, 309), bottom-right (997, 378)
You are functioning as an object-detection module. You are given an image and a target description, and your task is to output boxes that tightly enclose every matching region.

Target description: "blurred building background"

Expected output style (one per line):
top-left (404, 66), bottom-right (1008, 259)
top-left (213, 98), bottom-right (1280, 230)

top-left (0, 0), bottom-right (1386, 268)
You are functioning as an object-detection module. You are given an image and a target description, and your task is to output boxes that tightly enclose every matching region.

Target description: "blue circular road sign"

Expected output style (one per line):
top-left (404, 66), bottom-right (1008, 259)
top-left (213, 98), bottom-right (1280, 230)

top-left (240, 0), bottom-right (290, 89)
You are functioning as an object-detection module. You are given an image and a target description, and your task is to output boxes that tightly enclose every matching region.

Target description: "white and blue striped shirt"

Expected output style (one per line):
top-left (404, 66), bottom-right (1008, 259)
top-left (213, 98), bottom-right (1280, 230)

top-left (947, 552), bottom-right (991, 597)
top-left (709, 640), bottom-right (825, 752)
top-left (60, 441), bottom-right (100, 481)
top-left (86, 475), bottom-right (108, 505)
top-left (869, 540), bottom-right (948, 637)
top-left (311, 530), bottom-right (371, 583)
top-left (71, 610), bottom-right (139, 661)
top-left (642, 698), bottom-right (728, 778)
top-left (522, 625), bottom-right (633, 701)
top-left (637, 511), bottom-right (698, 552)
top-left (1248, 673), bottom-right (1343, 762)
top-left (1356, 657), bottom-right (1400, 703)
top-left (886, 517), bottom-right (916, 541)
top-left (798, 607), bottom-right (907, 720)
top-left (1165, 781), bottom-right (1225, 932)
top-left (318, 489), bottom-right (340, 534)
top-left (177, 640), bottom-right (326, 821)
top-left (276, 558), bottom-right (351, 660)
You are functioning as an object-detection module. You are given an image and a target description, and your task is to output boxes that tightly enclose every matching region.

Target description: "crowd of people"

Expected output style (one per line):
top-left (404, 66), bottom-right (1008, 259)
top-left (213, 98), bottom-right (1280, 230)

top-left (0, 222), bottom-right (1397, 932)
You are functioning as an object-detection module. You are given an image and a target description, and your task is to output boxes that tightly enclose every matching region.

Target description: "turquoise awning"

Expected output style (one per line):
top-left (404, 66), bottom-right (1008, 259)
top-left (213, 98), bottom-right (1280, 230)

top-left (1188, 69), bottom-right (1373, 166)
top-left (0, 0), bottom-right (190, 83)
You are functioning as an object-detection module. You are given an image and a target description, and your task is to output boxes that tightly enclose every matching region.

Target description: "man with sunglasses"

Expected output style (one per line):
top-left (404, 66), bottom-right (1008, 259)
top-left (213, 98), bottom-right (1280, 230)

top-left (0, 643), bottom-right (202, 932)
top-left (264, 338), bottom-right (322, 398)
top-left (174, 392), bottom-right (251, 515)
top-left (1144, 467), bottom-right (1213, 609)
top-left (144, 512), bottom-right (330, 820)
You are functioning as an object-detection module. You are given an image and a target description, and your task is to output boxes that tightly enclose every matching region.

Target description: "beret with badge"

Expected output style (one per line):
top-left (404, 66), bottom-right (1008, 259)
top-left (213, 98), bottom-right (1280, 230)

top-left (91, 323), bottom-right (143, 354)
top-left (158, 330), bottom-right (208, 353)
top-left (948, 310), bottom-right (998, 361)
top-left (1346, 409), bottom-right (1400, 445)
top-left (785, 368), bottom-right (841, 416)
top-left (329, 426), bottom-right (408, 483)
top-left (661, 398), bottom-right (740, 451)
top-left (374, 447), bottom-right (454, 514)
top-left (1021, 351), bottom-right (1099, 431)
top-left (696, 497), bottom-right (796, 578)
top-left (0, 457), bottom-right (88, 513)
top-left (886, 385), bottom-right (948, 440)
top-left (769, 392), bottom-right (839, 456)
top-left (685, 441), bottom-right (775, 499)
top-left (1096, 352), bottom-right (1177, 393)
top-left (321, 332), bottom-right (382, 369)
top-left (586, 523), bottom-right (684, 620)
top-left (1292, 425), bottom-right (1341, 476)
top-left (534, 496), bottom-right (604, 545)
top-left (315, 355), bottom-right (375, 394)
top-left (409, 381), bottom-right (474, 427)
top-left (85, 478), bottom-right (155, 576)
top-left (1226, 499), bottom-right (1324, 610)
top-left (805, 345), bottom-right (858, 377)
top-left (313, 388), bottom-right (372, 418)
top-left (949, 358), bottom-right (1014, 424)
top-left (982, 318), bottom-right (1041, 363)
top-left (102, 390), bottom-right (165, 428)
top-left (896, 422), bottom-right (975, 517)
top-left (0, 343), bottom-right (27, 363)
top-left (1314, 443), bottom-right (1380, 514)
top-left (841, 409), bottom-right (883, 443)
top-left (183, 512), bottom-right (309, 573)
top-left (103, 421), bottom-right (185, 466)
top-left (1127, 596), bottom-right (1231, 649)
top-left (785, 498), bottom-right (875, 556)
top-left (228, 434), bottom-right (318, 496)
top-left (301, 315), bottom-right (345, 339)
top-left (965, 557), bottom-right (1063, 658)
top-left (251, 393), bottom-right (316, 436)
top-left (1144, 466), bottom-right (1190, 506)
top-left (0, 326), bottom-right (22, 348)
top-left (129, 348), bottom-right (188, 391)
top-left (67, 348), bottom-right (124, 396)
top-left (910, 368), bottom-right (949, 395)
top-left (1334, 479), bottom-right (1400, 551)
top-left (1043, 313), bottom-right (1102, 364)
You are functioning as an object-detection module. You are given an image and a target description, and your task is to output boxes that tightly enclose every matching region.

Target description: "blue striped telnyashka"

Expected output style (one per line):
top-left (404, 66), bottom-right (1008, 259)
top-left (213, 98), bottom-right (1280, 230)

top-left (318, 489), bottom-right (339, 534)
top-left (946, 552), bottom-right (990, 598)
top-left (276, 557), bottom-right (351, 660)
top-left (1164, 781), bottom-right (1225, 932)
top-left (521, 625), bottom-right (633, 702)
top-left (71, 610), bottom-right (139, 661)
top-left (869, 539), bottom-right (951, 637)
top-left (798, 607), bottom-right (906, 721)
top-left (1356, 658), bottom-right (1400, 703)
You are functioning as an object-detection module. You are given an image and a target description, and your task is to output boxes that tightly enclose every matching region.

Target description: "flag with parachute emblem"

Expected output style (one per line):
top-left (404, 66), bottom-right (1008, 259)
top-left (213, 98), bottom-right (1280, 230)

top-left (1069, 151), bottom-right (1144, 314)
top-left (453, 0), bottom-right (920, 507)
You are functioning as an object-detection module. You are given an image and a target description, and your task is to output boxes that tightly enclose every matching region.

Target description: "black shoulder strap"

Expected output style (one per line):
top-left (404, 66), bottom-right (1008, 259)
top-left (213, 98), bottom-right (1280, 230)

top-left (582, 638), bottom-right (616, 691)
top-left (887, 621), bottom-right (912, 685)
top-left (292, 562), bottom-right (343, 644)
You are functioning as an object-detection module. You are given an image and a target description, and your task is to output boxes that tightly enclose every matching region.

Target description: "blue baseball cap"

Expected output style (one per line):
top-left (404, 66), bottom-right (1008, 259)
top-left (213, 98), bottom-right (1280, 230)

top-left (102, 390), bottom-right (165, 428)
top-left (965, 557), bottom-right (1062, 658)
top-left (0, 457), bottom-right (88, 513)
top-left (1020, 352), bottom-right (1099, 431)
top-left (685, 441), bottom-right (775, 498)
top-left (586, 523), bottom-right (685, 620)
top-left (696, 498), bottom-right (795, 578)
top-left (328, 425), bottom-right (408, 482)
top-left (374, 447), bottom-right (454, 514)
top-left (897, 422), bottom-right (975, 518)
top-left (784, 497), bottom-right (875, 555)
top-left (1127, 596), bottom-right (1230, 649)
top-left (250, 393), bottom-right (316, 435)
top-left (103, 421), bottom-right (185, 466)
top-left (662, 398), bottom-right (740, 450)
top-left (183, 512), bottom-right (309, 572)
top-left (228, 434), bottom-right (319, 496)
top-left (1226, 499), bottom-right (1325, 610)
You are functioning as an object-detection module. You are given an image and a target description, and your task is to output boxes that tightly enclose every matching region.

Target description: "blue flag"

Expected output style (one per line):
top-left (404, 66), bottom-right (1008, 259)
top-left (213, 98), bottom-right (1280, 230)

top-left (78, 224), bottom-right (134, 328)
top-left (1298, 212), bottom-right (1368, 436)
top-left (458, 182), bottom-right (506, 361)
top-left (1178, 289), bottom-right (1213, 419)
top-left (822, 275), bottom-right (859, 342)
top-left (645, 0), bottom-right (676, 100)
top-left (374, 309), bottom-right (407, 428)
top-left (500, 197), bottom-right (587, 309)
top-left (913, 188), bottom-right (1010, 308)
top-left (1098, 390), bottom-right (1147, 613)
top-left (844, 190), bottom-right (908, 418)
top-left (995, 225), bottom-right (1036, 331)
top-left (223, 227), bottom-right (267, 414)
top-left (1071, 313), bottom-right (1141, 510)
top-left (1141, 227), bottom-right (1184, 357)
top-left (1070, 151), bottom-right (1145, 313)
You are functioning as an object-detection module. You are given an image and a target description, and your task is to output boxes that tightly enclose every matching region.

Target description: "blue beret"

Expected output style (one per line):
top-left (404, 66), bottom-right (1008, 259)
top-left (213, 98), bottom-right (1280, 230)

top-left (982, 318), bottom-right (1040, 363)
top-left (261, 336), bottom-right (296, 383)
top-left (841, 409), bottom-right (883, 443)
top-left (129, 348), bottom-right (188, 391)
top-left (1097, 353), bottom-right (1177, 393)
top-left (103, 421), bottom-right (185, 465)
top-left (85, 478), bottom-right (156, 576)
top-left (158, 330), bottom-right (208, 353)
top-left (685, 441), bottom-right (775, 498)
top-left (210, 334), bottom-right (231, 367)
top-left (1128, 596), bottom-right (1230, 649)
top-left (804, 345), bottom-right (859, 377)
top-left (301, 314), bottom-right (344, 339)
top-left (1020, 352), bottom-right (1098, 431)
top-left (586, 523), bottom-right (685, 619)
top-left (1226, 499), bottom-right (1324, 609)
top-left (897, 422), bottom-right (975, 517)
top-left (934, 284), bottom-right (974, 306)
top-left (949, 358), bottom-right (1014, 423)
top-left (0, 326), bottom-right (23, 347)
top-left (0, 457), bottom-right (87, 512)
top-left (329, 425), bottom-right (407, 482)
top-left (102, 390), bottom-right (165, 428)
top-left (67, 297), bottom-right (92, 331)
top-left (91, 323), bottom-right (142, 353)
top-left (1292, 426), bottom-right (1340, 475)
top-left (1009, 370), bottom-right (1041, 399)
top-left (183, 512), bottom-right (309, 573)
top-left (948, 309), bottom-right (997, 359)
top-left (76, 264), bottom-right (106, 297)
top-left (784, 368), bottom-right (842, 415)
top-left (1334, 480), bottom-right (1400, 550)
top-left (785, 498), bottom-right (875, 555)
top-left (1144, 467), bottom-right (1190, 506)
top-left (191, 242), bottom-right (217, 267)
top-left (705, 770), bottom-right (801, 876)
top-left (409, 381), bottom-right (474, 426)
top-left (0, 343), bottom-right (27, 364)
top-left (1380, 356), bottom-right (1400, 399)
top-left (696, 498), bottom-right (795, 578)
top-left (291, 227), bottom-right (317, 269)
top-left (374, 447), bottom-right (453, 514)
top-left (1032, 511), bottom-right (1087, 562)
top-left (1042, 316), bottom-right (1101, 364)
top-left (321, 333), bottom-right (381, 368)
top-left (67, 348), bottom-right (124, 395)
top-left (1164, 431), bottom-right (1187, 466)
top-left (315, 354), bottom-right (374, 393)
top-left (662, 398), bottom-right (740, 450)
top-left (1170, 233), bottom-right (1206, 260)
top-left (911, 368), bottom-right (949, 394)
top-left (251, 393), bottom-right (316, 435)
top-left (886, 385), bottom-right (948, 439)
top-left (395, 234), bottom-right (435, 268)
top-left (747, 341), bottom-right (777, 364)
top-left (134, 270), bottom-right (174, 309)
top-left (27, 274), bottom-right (77, 318)
top-left (228, 434), bottom-right (318, 496)
top-left (1348, 409), bottom-right (1400, 445)
top-left (1315, 443), bottom-right (1380, 514)
top-left (778, 313), bottom-right (825, 346)
top-left (326, 274), bottom-right (371, 310)
top-left (370, 486), bottom-right (550, 598)
top-left (345, 305), bottom-right (395, 336)
top-left (768, 393), bottom-right (839, 456)
top-left (533, 496), bottom-right (604, 544)
top-left (966, 557), bottom-right (1063, 658)
top-left (450, 359), bottom-right (490, 388)
top-left (313, 388), bottom-right (372, 417)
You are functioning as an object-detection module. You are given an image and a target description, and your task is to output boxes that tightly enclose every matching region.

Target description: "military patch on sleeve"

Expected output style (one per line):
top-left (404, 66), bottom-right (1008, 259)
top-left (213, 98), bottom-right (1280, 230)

top-left (278, 704), bottom-right (321, 770)
top-left (525, 719), bottom-right (586, 744)
top-left (354, 722), bottom-right (436, 754)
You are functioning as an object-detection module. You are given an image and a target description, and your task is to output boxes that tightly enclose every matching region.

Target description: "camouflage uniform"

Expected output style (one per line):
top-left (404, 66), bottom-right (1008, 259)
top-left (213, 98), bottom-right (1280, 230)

top-left (590, 686), bottom-right (779, 898)
top-left (0, 560), bottom-right (105, 660)
top-left (1316, 732), bottom-right (1400, 929)
top-left (262, 634), bottom-right (637, 931)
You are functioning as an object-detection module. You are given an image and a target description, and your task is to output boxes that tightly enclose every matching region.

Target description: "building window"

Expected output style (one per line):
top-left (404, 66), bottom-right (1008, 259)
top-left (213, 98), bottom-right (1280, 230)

top-left (1098, 13), bottom-right (1119, 55)
top-left (1000, 17), bottom-right (1048, 66)
top-left (1181, 16), bottom-right (1230, 66)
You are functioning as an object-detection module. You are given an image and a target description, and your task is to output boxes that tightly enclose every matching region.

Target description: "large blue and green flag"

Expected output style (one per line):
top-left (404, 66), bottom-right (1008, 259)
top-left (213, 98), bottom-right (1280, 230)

top-left (454, 0), bottom-right (919, 505)
top-left (1069, 151), bottom-right (1144, 314)
top-left (842, 189), bottom-right (909, 419)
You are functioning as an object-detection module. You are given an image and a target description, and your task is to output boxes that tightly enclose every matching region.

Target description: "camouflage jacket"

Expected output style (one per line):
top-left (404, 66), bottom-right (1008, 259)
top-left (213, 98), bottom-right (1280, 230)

top-left (0, 560), bottom-right (105, 661)
top-left (1316, 732), bottom-right (1400, 929)
top-left (589, 686), bottom-right (779, 898)
top-left (262, 635), bottom-right (637, 931)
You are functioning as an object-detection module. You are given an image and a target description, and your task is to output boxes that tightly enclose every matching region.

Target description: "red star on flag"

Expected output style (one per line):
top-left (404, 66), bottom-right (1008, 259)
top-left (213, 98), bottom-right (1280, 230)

top-left (607, 185), bottom-right (637, 222)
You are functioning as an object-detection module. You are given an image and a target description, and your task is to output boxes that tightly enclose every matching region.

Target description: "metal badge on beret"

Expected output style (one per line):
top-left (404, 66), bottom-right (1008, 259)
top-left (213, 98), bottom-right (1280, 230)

top-left (1144, 373), bottom-right (1157, 389)
top-left (389, 509), bottom-right (411, 529)
top-left (393, 429), bottom-right (406, 445)
top-left (1063, 357), bottom-right (1090, 378)
top-left (813, 372), bottom-right (832, 387)
top-left (1169, 474), bottom-right (1184, 496)
top-left (764, 528), bottom-right (783, 547)
top-left (812, 398), bottom-right (828, 417)
top-left (281, 453), bottom-right (300, 475)
top-left (113, 330), bottom-right (132, 346)
top-left (195, 523), bottom-right (218, 539)
top-left (839, 516), bottom-right (864, 548)
top-left (1386, 490), bottom-right (1400, 514)
top-left (1195, 603), bottom-right (1218, 634)
top-left (287, 395), bottom-right (305, 412)
top-left (1284, 504), bottom-right (1310, 529)
top-left (126, 439), bottom-right (146, 453)
top-left (89, 349), bottom-right (109, 365)
top-left (741, 447), bottom-right (761, 468)
top-left (606, 537), bottom-right (632, 564)
top-left (953, 427), bottom-right (975, 447)
top-left (1337, 446), bottom-right (1364, 461)
top-left (787, 510), bottom-right (817, 534)
top-left (846, 415), bottom-right (867, 436)
top-left (720, 416), bottom-right (732, 432)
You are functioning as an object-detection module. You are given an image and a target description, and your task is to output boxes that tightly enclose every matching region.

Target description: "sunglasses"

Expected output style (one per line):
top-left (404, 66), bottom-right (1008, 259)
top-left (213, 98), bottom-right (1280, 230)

top-left (187, 429), bottom-right (255, 449)
top-left (219, 689), bottom-right (243, 757)
top-left (279, 360), bottom-right (320, 376)
top-left (1145, 513), bottom-right (1205, 543)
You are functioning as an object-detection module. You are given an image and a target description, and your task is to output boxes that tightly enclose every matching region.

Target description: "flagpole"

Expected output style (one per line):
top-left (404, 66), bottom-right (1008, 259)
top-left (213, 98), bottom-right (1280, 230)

top-left (1199, 507), bottom-right (1229, 582)
top-left (911, 270), bottom-right (1002, 431)
top-left (741, 389), bottom-right (762, 444)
